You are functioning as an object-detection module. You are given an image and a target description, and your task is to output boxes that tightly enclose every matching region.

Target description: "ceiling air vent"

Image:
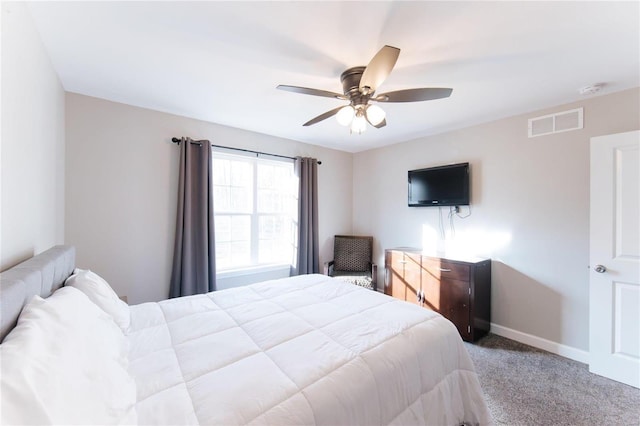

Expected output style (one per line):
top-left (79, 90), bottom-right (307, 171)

top-left (528, 107), bottom-right (583, 138)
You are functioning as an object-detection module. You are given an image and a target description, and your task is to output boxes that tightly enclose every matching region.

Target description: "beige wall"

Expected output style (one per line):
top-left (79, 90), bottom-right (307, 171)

top-left (1, 2), bottom-right (65, 270)
top-left (353, 88), bottom-right (640, 355)
top-left (65, 93), bottom-right (352, 303)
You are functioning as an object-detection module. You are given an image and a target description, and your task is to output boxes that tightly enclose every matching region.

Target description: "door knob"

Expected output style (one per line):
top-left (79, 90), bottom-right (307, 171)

top-left (594, 265), bottom-right (607, 273)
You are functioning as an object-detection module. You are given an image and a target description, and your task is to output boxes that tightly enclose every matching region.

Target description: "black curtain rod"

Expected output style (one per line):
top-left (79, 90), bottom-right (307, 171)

top-left (171, 137), bottom-right (321, 165)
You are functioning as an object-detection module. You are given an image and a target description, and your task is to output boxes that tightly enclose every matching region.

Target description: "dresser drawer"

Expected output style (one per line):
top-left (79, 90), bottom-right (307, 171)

top-left (422, 257), bottom-right (470, 282)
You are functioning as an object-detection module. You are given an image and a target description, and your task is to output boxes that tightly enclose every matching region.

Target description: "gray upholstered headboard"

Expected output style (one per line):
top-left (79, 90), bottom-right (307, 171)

top-left (0, 245), bottom-right (75, 342)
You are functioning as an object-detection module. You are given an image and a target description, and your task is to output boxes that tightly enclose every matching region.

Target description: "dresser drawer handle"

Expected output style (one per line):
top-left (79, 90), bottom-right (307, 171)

top-left (439, 268), bottom-right (452, 272)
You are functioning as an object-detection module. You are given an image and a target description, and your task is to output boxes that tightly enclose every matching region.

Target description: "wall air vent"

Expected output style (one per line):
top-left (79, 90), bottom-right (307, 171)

top-left (528, 107), bottom-right (583, 138)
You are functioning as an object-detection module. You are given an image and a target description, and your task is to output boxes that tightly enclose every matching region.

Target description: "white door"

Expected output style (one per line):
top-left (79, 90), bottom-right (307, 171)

top-left (589, 130), bottom-right (640, 388)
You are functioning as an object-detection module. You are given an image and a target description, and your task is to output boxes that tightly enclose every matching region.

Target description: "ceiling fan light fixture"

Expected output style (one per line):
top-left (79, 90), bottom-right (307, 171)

top-left (278, 45), bottom-right (453, 132)
top-left (366, 104), bottom-right (386, 126)
top-left (336, 105), bottom-right (355, 126)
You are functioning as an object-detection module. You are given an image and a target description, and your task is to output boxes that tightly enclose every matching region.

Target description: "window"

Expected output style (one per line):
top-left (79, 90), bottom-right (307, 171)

top-left (213, 150), bottom-right (297, 271)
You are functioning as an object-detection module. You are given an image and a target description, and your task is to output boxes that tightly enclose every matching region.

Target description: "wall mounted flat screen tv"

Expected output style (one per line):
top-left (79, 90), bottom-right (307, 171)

top-left (408, 162), bottom-right (470, 207)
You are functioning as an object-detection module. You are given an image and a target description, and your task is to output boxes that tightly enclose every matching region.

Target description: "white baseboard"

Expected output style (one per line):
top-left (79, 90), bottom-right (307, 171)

top-left (490, 323), bottom-right (589, 364)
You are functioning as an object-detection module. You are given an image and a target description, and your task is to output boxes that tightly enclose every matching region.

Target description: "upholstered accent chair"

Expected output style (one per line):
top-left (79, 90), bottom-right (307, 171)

top-left (324, 235), bottom-right (377, 291)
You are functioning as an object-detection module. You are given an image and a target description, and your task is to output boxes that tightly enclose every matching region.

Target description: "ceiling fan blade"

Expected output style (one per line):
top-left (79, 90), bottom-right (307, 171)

top-left (303, 106), bottom-right (345, 127)
top-left (375, 88), bottom-right (453, 103)
top-left (368, 117), bottom-right (387, 129)
top-left (359, 45), bottom-right (400, 95)
top-left (277, 85), bottom-right (346, 100)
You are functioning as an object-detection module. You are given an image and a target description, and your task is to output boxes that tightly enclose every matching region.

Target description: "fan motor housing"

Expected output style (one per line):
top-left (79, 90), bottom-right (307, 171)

top-left (340, 66), bottom-right (366, 96)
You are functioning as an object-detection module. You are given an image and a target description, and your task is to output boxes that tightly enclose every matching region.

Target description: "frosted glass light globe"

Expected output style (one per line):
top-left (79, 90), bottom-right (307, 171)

top-left (366, 104), bottom-right (386, 126)
top-left (336, 105), bottom-right (355, 126)
top-left (350, 115), bottom-right (367, 134)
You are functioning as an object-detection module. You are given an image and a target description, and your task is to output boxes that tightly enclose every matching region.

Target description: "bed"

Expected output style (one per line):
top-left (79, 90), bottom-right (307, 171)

top-left (0, 245), bottom-right (492, 425)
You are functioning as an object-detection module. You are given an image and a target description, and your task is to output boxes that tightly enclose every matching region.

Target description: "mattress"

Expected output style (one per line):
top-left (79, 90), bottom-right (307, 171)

top-left (127, 273), bottom-right (491, 425)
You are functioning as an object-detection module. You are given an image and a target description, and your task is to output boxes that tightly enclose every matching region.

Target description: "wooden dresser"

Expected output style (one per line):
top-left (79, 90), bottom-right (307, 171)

top-left (384, 248), bottom-right (491, 342)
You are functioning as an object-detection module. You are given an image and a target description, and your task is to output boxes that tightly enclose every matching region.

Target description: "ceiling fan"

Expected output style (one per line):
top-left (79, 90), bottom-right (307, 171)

top-left (277, 45), bottom-right (453, 134)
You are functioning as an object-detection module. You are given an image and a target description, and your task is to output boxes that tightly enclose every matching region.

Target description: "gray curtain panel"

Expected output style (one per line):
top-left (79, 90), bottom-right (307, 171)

top-left (293, 157), bottom-right (320, 275)
top-left (169, 137), bottom-right (216, 297)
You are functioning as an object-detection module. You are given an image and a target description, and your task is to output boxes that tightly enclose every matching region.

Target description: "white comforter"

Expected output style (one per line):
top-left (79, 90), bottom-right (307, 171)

top-left (127, 274), bottom-right (491, 425)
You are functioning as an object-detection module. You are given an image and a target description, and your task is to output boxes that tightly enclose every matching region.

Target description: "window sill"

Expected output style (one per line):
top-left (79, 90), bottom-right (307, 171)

top-left (216, 263), bottom-right (291, 279)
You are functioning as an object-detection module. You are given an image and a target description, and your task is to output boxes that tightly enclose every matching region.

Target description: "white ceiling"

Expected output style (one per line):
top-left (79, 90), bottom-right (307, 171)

top-left (27, 1), bottom-right (639, 153)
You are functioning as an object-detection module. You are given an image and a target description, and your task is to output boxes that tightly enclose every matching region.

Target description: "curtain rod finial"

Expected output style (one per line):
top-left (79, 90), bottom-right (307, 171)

top-left (171, 137), bottom-right (181, 144)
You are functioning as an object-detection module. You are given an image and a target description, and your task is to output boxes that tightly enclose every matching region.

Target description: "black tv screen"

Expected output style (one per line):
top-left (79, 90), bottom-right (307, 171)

top-left (408, 162), bottom-right (470, 207)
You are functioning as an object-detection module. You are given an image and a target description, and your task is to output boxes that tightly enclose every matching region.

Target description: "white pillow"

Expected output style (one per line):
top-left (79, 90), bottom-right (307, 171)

top-left (0, 286), bottom-right (137, 425)
top-left (65, 268), bottom-right (130, 331)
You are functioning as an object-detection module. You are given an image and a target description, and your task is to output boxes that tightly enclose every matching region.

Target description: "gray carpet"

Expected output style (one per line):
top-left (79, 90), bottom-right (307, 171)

top-left (464, 334), bottom-right (640, 425)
